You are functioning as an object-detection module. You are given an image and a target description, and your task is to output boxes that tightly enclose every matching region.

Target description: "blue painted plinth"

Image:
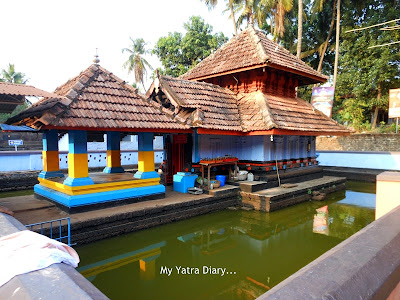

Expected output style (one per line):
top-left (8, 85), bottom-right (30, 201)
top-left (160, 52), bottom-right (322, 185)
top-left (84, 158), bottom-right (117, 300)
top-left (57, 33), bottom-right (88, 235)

top-left (34, 184), bottom-right (166, 208)
top-left (134, 171), bottom-right (159, 179)
top-left (173, 173), bottom-right (198, 193)
top-left (63, 177), bottom-right (94, 186)
top-left (103, 166), bottom-right (125, 174)
top-left (38, 171), bottom-right (64, 179)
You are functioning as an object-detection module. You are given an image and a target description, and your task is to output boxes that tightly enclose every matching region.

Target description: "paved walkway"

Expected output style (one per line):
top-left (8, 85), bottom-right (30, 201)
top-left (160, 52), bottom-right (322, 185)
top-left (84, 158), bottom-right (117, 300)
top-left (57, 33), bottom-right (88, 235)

top-left (0, 186), bottom-right (215, 225)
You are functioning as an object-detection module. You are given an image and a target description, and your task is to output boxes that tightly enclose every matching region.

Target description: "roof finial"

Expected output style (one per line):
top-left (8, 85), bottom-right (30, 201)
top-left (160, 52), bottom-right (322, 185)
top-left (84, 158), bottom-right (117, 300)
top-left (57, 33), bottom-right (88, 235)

top-left (93, 48), bottom-right (100, 64)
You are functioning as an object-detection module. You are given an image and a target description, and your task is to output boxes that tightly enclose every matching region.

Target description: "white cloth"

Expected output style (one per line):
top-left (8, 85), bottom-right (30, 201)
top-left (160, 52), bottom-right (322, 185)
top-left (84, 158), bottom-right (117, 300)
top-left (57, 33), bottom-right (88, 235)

top-left (0, 230), bottom-right (80, 287)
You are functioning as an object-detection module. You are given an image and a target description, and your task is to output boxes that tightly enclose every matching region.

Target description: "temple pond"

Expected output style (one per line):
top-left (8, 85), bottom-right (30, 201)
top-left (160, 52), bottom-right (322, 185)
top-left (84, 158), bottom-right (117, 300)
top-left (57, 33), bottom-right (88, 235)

top-left (76, 181), bottom-right (376, 299)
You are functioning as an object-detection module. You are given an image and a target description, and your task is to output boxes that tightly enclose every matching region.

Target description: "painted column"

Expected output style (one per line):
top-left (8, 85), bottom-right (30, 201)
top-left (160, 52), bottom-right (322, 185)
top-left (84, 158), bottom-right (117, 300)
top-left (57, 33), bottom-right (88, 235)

top-left (103, 131), bottom-right (124, 173)
top-left (134, 132), bottom-right (159, 179)
top-left (63, 130), bottom-right (94, 186)
top-left (39, 129), bottom-right (64, 179)
top-left (192, 129), bottom-right (200, 163)
top-left (139, 254), bottom-right (159, 280)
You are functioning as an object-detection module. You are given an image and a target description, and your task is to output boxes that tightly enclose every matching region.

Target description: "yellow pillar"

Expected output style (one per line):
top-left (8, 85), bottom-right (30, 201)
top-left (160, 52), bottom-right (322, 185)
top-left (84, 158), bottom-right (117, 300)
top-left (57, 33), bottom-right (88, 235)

top-left (39, 130), bottom-right (64, 179)
top-left (376, 172), bottom-right (400, 219)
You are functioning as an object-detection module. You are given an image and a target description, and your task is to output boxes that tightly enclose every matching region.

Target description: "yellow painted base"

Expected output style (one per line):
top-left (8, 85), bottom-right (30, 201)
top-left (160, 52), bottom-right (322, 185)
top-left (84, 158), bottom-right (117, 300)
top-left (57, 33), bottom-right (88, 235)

top-left (80, 248), bottom-right (161, 278)
top-left (107, 150), bottom-right (122, 168)
top-left (43, 151), bottom-right (60, 172)
top-left (376, 172), bottom-right (400, 219)
top-left (140, 259), bottom-right (156, 280)
top-left (138, 151), bottom-right (155, 172)
top-left (68, 153), bottom-right (89, 178)
top-left (38, 177), bottom-right (160, 196)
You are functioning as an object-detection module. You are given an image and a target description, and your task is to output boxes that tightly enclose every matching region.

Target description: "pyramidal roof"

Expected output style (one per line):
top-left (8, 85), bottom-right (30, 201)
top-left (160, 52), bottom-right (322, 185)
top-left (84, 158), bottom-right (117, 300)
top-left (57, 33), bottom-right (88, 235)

top-left (7, 64), bottom-right (189, 131)
top-left (181, 26), bottom-right (327, 84)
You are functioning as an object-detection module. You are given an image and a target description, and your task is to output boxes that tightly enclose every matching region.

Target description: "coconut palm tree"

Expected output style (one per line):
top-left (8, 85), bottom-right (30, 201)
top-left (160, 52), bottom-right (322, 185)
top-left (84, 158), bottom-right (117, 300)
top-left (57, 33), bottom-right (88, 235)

top-left (202, 0), bottom-right (239, 35)
top-left (122, 38), bottom-right (153, 90)
top-left (1, 64), bottom-right (27, 84)
top-left (297, 0), bottom-right (303, 59)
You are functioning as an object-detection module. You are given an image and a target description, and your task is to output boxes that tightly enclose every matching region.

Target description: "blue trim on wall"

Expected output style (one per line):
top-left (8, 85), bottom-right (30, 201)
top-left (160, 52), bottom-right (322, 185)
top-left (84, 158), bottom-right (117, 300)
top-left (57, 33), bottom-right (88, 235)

top-left (137, 132), bottom-right (154, 152)
top-left (63, 176), bottom-right (94, 186)
top-left (34, 184), bottom-right (165, 208)
top-left (68, 130), bottom-right (88, 154)
top-left (106, 131), bottom-right (120, 150)
top-left (43, 129), bottom-right (58, 151)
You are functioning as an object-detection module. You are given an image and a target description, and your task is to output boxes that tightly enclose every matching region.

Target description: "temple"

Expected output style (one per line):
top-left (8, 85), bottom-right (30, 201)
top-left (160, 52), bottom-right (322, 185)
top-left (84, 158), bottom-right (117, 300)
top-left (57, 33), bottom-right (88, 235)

top-left (7, 26), bottom-right (349, 211)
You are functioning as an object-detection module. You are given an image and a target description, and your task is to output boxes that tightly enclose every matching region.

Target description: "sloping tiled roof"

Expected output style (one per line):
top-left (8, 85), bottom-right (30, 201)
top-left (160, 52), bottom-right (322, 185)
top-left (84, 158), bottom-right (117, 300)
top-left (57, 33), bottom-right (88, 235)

top-left (181, 26), bottom-right (327, 84)
top-left (7, 65), bottom-right (189, 131)
top-left (148, 75), bottom-right (242, 131)
top-left (0, 82), bottom-right (56, 97)
top-left (0, 82), bottom-right (57, 114)
top-left (147, 76), bottom-right (348, 134)
top-left (238, 91), bottom-right (349, 133)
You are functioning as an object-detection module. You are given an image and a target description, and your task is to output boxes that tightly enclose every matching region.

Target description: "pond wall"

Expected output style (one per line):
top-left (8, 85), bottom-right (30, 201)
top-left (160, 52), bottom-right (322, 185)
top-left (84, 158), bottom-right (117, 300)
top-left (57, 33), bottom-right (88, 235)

top-left (259, 204), bottom-right (400, 300)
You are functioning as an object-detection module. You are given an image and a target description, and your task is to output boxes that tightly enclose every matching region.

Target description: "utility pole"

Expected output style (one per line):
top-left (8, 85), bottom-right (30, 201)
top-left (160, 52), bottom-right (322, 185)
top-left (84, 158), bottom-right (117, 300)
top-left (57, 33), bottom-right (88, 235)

top-left (333, 0), bottom-right (341, 90)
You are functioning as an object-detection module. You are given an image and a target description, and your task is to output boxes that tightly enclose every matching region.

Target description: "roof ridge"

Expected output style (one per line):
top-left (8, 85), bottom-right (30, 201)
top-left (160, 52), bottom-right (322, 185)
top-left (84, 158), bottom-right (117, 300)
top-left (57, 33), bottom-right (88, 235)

top-left (253, 30), bottom-right (328, 80)
top-left (180, 30), bottom-right (245, 79)
top-left (255, 92), bottom-right (277, 130)
top-left (248, 27), bottom-right (269, 63)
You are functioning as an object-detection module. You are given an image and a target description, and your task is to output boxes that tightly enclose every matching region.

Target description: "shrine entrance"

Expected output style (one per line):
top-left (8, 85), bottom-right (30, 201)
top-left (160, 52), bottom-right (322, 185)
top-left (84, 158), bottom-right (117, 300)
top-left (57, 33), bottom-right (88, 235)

top-left (164, 134), bottom-right (191, 184)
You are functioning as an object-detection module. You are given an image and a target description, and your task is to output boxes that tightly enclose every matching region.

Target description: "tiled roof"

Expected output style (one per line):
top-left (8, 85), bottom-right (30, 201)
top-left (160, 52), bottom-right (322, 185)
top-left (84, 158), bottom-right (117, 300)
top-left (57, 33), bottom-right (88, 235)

top-left (147, 75), bottom-right (348, 134)
top-left (148, 75), bottom-right (242, 131)
top-left (181, 26), bottom-right (327, 83)
top-left (0, 82), bottom-right (56, 98)
top-left (0, 82), bottom-right (57, 114)
top-left (238, 91), bottom-right (349, 133)
top-left (7, 65), bottom-right (189, 131)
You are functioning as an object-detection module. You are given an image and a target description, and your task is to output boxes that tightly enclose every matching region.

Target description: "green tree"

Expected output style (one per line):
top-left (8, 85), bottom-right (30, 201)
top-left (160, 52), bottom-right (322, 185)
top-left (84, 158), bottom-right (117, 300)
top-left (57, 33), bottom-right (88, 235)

top-left (1, 64), bottom-right (28, 84)
top-left (122, 38), bottom-right (153, 90)
top-left (202, 0), bottom-right (239, 35)
top-left (335, 0), bottom-right (400, 129)
top-left (153, 16), bottom-right (228, 77)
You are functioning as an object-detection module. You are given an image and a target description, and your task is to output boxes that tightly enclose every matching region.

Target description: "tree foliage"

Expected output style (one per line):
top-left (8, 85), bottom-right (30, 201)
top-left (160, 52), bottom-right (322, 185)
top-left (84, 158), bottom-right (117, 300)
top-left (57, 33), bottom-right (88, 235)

top-left (122, 38), bottom-right (153, 90)
top-left (334, 0), bottom-right (400, 129)
top-left (1, 64), bottom-right (28, 84)
top-left (153, 16), bottom-right (228, 77)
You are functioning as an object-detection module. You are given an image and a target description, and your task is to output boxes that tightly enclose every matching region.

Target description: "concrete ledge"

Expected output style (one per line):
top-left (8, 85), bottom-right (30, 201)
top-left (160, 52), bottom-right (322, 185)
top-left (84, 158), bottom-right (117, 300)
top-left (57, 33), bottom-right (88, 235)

top-left (0, 213), bottom-right (108, 299)
top-left (322, 166), bottom-right (386, 182)
top-left (258, 205), bottom-right (400, 300)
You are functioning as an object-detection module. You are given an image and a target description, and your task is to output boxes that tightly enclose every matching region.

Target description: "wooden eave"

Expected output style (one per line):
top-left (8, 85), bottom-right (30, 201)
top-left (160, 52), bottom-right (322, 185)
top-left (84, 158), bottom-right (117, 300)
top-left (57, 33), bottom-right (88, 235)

top-left (187, 62), bottom-right (327, 85)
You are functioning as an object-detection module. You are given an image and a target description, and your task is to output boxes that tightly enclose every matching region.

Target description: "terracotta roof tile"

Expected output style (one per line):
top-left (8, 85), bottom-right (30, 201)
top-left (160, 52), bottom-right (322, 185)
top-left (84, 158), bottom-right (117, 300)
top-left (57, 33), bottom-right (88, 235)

top-left (7, 65), bottom-right (190, 131)
top-left (238, 91), bottom-right (349, 133)
top-left (181, 26), bottom-right (327, 84)
top-left (151, 75), bottom-right (243, 131)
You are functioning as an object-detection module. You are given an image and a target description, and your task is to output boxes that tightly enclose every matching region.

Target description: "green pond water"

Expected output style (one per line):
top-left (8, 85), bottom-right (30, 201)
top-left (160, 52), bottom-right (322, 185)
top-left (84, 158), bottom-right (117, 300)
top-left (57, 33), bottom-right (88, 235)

top-left (76, 181), bottom-right (375, 300)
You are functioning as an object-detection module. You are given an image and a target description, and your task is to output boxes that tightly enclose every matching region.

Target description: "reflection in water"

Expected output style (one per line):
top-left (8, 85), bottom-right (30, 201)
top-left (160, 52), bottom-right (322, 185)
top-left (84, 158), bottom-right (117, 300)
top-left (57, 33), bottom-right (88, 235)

top-left (313, 206), bottom-right (329, 236)
top-left (76, 181), bottom-right (376, 300)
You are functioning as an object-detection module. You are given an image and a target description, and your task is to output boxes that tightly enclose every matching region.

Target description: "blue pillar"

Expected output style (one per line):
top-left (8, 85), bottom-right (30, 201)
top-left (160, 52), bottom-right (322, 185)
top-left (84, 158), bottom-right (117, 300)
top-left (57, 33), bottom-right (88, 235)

top-left (103, 131), bottom-right (124, 173)
top-left (192, 130), bottom-right (200, 163)
top-left (63, 130), bottom-right (94, 186)
top-left (39, 129), bottom-right (64, 179)
top-left (134, 132), bottom-right (159, 179)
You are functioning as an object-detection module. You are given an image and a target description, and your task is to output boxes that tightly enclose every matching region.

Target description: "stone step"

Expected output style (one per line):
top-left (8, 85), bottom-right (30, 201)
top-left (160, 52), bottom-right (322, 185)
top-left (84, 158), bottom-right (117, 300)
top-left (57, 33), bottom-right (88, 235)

top-left (241, 176), bottom-right (346, 212)
top-left (239, 181), bottom-right (269, 193)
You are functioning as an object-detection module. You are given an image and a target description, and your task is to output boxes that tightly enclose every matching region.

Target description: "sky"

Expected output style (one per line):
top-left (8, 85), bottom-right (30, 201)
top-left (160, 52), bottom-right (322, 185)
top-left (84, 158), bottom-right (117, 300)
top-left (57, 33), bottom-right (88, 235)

top-left (1, 0), bottom-right (236, 95)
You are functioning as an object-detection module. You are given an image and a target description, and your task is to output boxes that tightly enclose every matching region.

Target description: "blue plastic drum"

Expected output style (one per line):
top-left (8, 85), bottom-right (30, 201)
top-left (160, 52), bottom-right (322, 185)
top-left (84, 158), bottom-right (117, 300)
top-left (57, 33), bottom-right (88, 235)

top-left (216, 175), bottom-right (226, 187)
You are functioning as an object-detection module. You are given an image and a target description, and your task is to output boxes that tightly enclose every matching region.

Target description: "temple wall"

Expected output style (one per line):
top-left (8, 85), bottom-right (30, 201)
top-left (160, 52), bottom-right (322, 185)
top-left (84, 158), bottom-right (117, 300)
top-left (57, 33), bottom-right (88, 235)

top-left (197, 135), bottom-right (316, 162)
top-left (204, 69), bottom-right (297, 98)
